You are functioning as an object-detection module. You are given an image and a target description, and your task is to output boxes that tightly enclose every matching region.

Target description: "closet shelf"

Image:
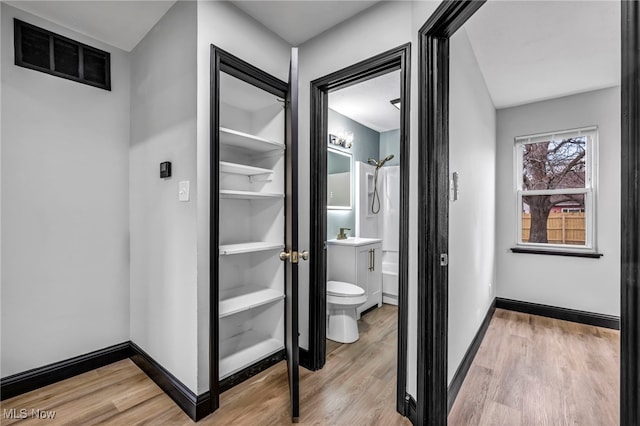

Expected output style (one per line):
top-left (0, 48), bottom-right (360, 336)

top-left (220, 127), bottom-right (285, 153)
top-left (220, 161), bottom-right (273, 176)
top-left (219, 286), bottom-right (284, 318)
top-left (220, 190), bottom-right (284, 199)
top-left (219, 331), bottom-right (283, 379)
top-left (219, 242), bottom-right (284, 256)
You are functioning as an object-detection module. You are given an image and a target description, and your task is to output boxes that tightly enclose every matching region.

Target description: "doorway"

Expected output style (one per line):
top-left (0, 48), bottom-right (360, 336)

top-left (307, 43), bottom-right (411, 415)
top-left (417, 1), bottom-right (640, 425)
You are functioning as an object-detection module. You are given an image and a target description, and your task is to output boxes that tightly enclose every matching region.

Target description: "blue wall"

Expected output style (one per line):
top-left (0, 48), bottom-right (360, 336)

top-left (379, 129), bottom-right (400, 166)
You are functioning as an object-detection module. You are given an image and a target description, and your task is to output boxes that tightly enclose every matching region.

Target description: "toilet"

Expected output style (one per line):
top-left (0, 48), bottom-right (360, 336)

top-left (326, 280), bottom-right (367, 343)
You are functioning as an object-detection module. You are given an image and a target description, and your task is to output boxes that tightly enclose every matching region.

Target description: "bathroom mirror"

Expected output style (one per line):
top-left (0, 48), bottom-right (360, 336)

top-left (327, 148), bottom-right (352, 209)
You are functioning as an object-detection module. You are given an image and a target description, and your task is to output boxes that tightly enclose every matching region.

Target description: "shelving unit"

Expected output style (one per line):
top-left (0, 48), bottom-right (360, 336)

top-left (216, 69), bottom-right (287, 393)
top-left (219, 286), bottom-right (284, 318)
top-left (220, 161), bottom-right (273, 177)
top-left (220, 127), bottom-right (285, 153)
top-left (219, 242), bottom-right (284, 256)
top-left (220, 190), bottom-right (284, 200)
top-left (219, 331), bottom-right (284, 379)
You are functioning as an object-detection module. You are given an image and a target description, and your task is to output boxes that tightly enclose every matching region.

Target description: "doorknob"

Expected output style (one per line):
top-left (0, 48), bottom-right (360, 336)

top-left (300, 250), bottom-right (309, 261)
top-left (279, 251), bottom-right (291, 261)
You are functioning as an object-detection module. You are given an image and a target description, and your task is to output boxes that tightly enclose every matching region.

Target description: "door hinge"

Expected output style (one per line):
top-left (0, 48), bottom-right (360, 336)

top-left (440, 253), bottom-right (448, 266)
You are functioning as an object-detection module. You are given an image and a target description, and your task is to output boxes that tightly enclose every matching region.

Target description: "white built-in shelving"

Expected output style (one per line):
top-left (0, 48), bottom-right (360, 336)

top-left (220, 161), bottom-right (273, 177)
top-left (220, 127), bottom-right (284, 153)
top-left (219, 331), bottom-right (284, 379)
top-left (219, 286), bottom-right (284, 318)
top-left (219, 242), bottom-right (284, 256)
top-left (220, 190), bottom-right (284, 200)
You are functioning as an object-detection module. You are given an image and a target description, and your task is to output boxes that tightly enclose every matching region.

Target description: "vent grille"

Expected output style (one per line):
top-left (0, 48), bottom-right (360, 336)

top-left (14, 19), bottom-right (111, 91)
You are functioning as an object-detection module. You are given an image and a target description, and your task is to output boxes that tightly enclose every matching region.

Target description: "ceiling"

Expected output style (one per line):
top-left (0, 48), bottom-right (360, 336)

top-left (464, 0), bottom-right (620, 109)
top-left (230, 1), bottom-right (379, 46)
top-left (329, 71), bottom-right (400, 133)
top-left (3, 0), bottom-right (622, 124)
top-left (4, 1), bottom-right (176, 52)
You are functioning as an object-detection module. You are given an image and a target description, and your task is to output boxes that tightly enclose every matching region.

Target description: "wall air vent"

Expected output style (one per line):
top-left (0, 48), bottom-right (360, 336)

top-left (14, 19), bottom-right (111, 91)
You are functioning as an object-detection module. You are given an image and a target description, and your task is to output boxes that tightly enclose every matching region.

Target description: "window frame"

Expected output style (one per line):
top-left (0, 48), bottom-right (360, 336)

top-left (513, 126), bottom-right (599, 254)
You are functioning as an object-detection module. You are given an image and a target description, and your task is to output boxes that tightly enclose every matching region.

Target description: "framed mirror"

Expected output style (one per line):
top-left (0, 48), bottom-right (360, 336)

top-left (327, 148), bottom-right (352, 209)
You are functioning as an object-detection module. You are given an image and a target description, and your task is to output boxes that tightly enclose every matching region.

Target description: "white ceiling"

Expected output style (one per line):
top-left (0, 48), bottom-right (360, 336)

top-left (4, 1), bottom-right (176, 52)
top-left (230, 1), bottom-right (380, 45)
top-left (464, 0), bottom-right (620, 109)
top-left (329, 71), bottom-right (400, 133)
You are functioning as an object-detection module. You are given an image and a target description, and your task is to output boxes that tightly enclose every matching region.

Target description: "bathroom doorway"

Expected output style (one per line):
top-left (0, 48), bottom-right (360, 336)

top-left (307, 44), bottom-right (411, 416)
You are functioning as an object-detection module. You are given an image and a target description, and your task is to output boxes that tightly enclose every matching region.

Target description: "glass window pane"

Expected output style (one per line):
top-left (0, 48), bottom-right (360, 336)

top-left (54, 37), bottom-right (79, 77)
top-left (522, 137), bottom-right (586, 190)
top-left (522, 194), bottom-right (586, 246)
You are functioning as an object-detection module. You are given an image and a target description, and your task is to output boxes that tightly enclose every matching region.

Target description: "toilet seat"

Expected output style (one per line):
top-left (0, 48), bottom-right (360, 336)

top-left (327, 281), bottom-right (364, 297)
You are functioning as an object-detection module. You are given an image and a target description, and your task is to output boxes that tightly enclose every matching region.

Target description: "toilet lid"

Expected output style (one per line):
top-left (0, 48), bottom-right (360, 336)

top-left (327, 281), bottom-right (365, 297)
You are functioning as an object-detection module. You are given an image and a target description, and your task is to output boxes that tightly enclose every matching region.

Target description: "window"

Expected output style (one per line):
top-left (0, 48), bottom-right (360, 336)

top-left (515, 127), bottom-right (597, 253)
top-left (14, 19), bottom-right (111, 90)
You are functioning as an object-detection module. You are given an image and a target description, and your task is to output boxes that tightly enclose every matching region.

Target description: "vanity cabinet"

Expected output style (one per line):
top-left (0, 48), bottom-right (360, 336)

top-left (327, 238), bottom-right (382, 317)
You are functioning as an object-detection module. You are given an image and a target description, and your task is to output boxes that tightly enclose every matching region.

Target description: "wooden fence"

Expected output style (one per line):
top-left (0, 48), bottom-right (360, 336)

top-left (522, 212), bottom-right (586, 245)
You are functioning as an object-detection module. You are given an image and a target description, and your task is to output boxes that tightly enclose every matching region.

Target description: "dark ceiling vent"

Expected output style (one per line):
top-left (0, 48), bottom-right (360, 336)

top-left (14, 19), bottom-right (111, 91)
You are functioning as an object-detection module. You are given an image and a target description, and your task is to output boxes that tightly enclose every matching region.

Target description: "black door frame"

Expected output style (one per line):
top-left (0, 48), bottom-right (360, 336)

top-left (417, 1), bottom-right (640, 425)
top-left (210, 45), bottom-right (290, 414)
top-left (307, 43), bottom-right (412, 415)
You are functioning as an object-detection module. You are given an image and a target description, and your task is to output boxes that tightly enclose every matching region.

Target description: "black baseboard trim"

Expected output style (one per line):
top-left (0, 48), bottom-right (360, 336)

top-left (219, 349), bottom-right (285, 393)
top-left (129, 342), bottom-right (209, 422)
top-left (0, 342), bottom-right (132, 401)
top-left (447, 299), bottom-right (496, 412)
top-left (496, 297), bottom-right (620, 330)
top-left (405, 393), bottom-right (417, 425)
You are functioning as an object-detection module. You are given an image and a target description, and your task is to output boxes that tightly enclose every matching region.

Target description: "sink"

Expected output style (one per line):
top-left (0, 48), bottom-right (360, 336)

top-left (326, 237), bottom-right (382, 247)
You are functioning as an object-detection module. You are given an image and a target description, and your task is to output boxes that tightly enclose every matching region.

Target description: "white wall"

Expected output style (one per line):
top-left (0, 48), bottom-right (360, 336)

top-left (195, 1), bottom-right (291, 394)
top-left (448, 27), bottom-right (497, 384)
top-left (129, 1), bottom-right (198, 392)
top-left (495, 87), bottom-right (621, 316)
top-left (1, 4), bottom-right (130, 377)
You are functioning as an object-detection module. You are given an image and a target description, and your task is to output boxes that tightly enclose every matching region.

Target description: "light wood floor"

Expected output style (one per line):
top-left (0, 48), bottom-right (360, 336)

top-left (1, 304), bottom-right (408, 425)
top-left (448, 308), bottom-right (620, 426)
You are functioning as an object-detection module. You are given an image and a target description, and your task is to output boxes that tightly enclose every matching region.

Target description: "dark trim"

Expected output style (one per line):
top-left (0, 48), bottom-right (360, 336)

top-left (621, 1), bottom-right (640, 424)
top-left (219, 350), bottom-right (285, 393)
top-left (447, 299), bottom-right (496, 412)
top-left (298, 348), bottom-right (311, 371)
top-left (129, 342), bottom-right (209, 422)
top-left (360, 305), bottom-right (378, 317)
top-left (496, 298), bottom-right (620, 330)
top-left (209, 45), bottom-right (289, 415)
top-left (417, 1), bottom-right (485, 425)
top-left (14, 19), bottom-right (111, 90)
top-left (0, 342), bottom-right (131, 401)
top-left (309, 43), bottom-right (411, 417)
top-left (405, 393), bottom-right (417, 426)
top-left (510, 247), bottom-right (603, 258)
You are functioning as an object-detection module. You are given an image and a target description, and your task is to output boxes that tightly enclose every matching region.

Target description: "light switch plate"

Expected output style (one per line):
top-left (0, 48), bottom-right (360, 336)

top-left (178, 181), bottom-right (190, 202)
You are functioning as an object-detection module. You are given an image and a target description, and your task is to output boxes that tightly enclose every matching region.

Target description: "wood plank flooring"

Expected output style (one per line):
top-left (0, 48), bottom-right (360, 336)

top-left (448, 308), bottom-right (620, 426)
top-left (1, 304), bottom-right (408, 425)
top-left (1, 307), bottom-right (620, 425)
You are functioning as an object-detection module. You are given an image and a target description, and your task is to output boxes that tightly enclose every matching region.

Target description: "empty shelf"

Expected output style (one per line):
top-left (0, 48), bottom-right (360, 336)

top-left (219, 242), bottom-right (284, 255)
top-left (220, 190), bottom-right (284, 199)
top-left (219, 331), bottom-right (283, 379)
top-left (220, 161), bottom-right (273, 176)
top-left (220, 127), bottom-right (285, 153)
top-left (219, 286), bottom-right (284, 318)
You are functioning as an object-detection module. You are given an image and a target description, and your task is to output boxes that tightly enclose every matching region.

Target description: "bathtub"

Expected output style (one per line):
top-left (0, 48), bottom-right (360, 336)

top-left (382, 261), bottom-right (399, 305)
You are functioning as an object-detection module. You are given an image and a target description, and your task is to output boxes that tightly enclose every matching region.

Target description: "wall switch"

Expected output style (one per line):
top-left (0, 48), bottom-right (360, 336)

top-left (178, 181), bottom-right (190, 202)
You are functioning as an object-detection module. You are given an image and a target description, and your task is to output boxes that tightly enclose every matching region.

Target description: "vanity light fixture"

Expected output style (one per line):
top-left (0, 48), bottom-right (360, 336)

top-left (329, 131), bottom-right (353, 149)
top-left (390, 98), bottom-right (401, 110)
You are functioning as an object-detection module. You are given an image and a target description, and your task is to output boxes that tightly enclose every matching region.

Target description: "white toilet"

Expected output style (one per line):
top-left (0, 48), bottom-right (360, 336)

top-left (326, 280), bottom-right (367, 343)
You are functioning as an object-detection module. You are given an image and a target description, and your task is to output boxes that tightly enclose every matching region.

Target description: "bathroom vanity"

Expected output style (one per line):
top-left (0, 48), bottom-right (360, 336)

top-left (327, 237), bottom-right (382, 317)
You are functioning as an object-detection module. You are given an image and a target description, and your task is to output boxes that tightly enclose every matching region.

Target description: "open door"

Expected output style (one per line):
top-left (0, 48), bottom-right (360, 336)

top-left (283, 47), bottom-right (300, 422)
